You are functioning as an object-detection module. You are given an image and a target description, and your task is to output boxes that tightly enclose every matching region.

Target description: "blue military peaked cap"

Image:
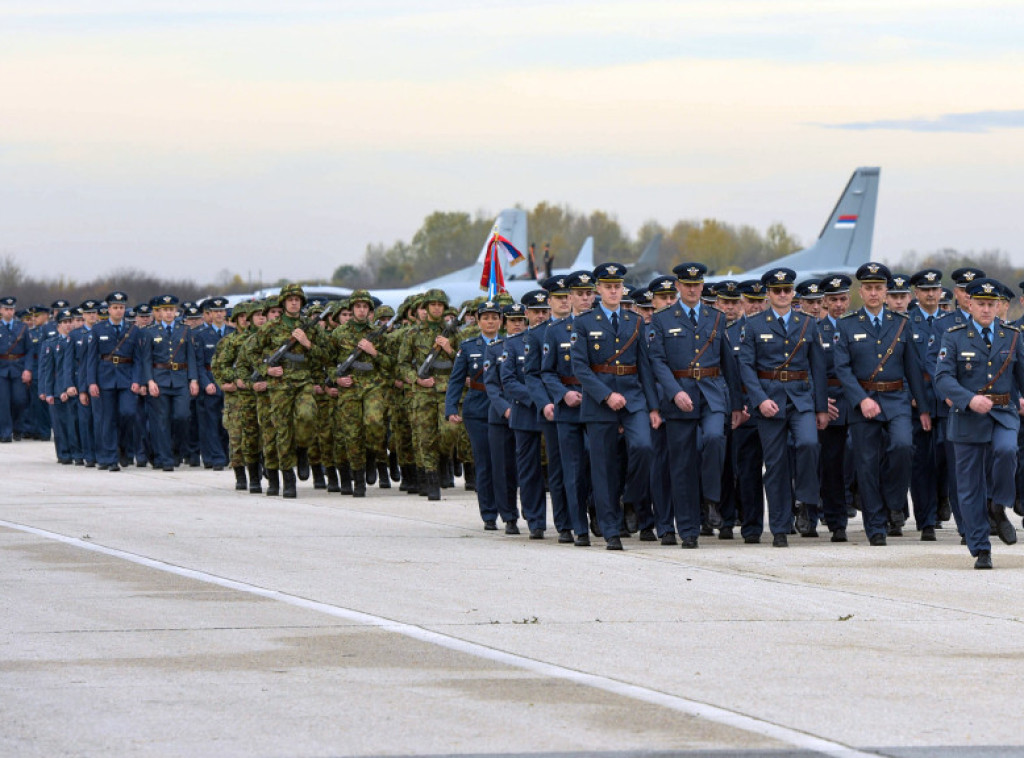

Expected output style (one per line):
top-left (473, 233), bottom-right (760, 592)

top-left (672, 262), bottom-right (707, 283)
top-left (796, 279), bottom-right (823, 300)
top-left (739, 279), bottom-right (767, 299)
top-left (202, 296), bottom-right (229, 311)
top-left (79, 299), bottom-right (100, 313)
top-left (855, 262), bottom-right (891, 283)
top-left (633, 289), bottom-right (653, 307)
top-left (183, 304), bottom-right (202, 318)
top-left (648, 275), bottom-right (678, 295)
top-left (888, 273), bottom-right (911, 293)
top-left (715, 280), bottom-right (741, 300)
top-left (477, 300), bottom-right (502, 316)
top-left (620, 285), bottom-right (634, 305)
top-left (135, 303), bottom-right (153, 315)
top-left (567, 270), bottom-right (595, 289)
top-left (51, 299), bottom-right (70, 310)
top-left (503, 303), bottom-right (527, 318)
top-left (951, 267), bottom-right (985, 287)
top-left (761, 267), bottom-right (797, 288)
top-left (593, 262), bottom-right (627, 282)
top-left (151, 294), bottom-right (179, 308)
top-left (541, 274), bottom-right (569, 294)
top-left (819, 274), bottom-right (852, 294)
top-left (910, 269), bottom-right (942, 289)
top-left (56, 308), bottom-right (74, 322)
top-left (0, 295), bottom-right (15, 307)
top-left (522, 289), bottom-right (549, 309)
top-left (966, 278), bottom-right (1004, 300)
top-left (106, 291), bottom-right (129, 303)
top-left (940, 287), bottom-right (954, 304)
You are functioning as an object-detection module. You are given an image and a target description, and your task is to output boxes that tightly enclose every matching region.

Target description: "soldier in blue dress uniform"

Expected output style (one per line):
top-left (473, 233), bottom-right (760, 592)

top-left (833, 263), bottom-right (930, 546)
top-left (0, 295), bottom-right (33, 442)
top-left (138, 294), bottom-right (199, 471)
top-left (446, 300), bottom-right (505, 529)
top-left (68, 300), bottom-right (100, 466)
top-left (933, 278), bottom-right (1024, 568)
top-left (39, 308), bottom-right (77, 462)
top-left (737, 267), bottom-right (828, 547)
top-left (540, 270), bottom-right (598, 545)
top-left (195, 297), bottom-right (233, 470)
top-left (645, 276), bottom-right (680, 544)
top-left (648, 262), bottom-right (742, 548)
top-left (570, 262), bottom-right (660, 550)
top-left (484, 303), bottom-right (525, 533)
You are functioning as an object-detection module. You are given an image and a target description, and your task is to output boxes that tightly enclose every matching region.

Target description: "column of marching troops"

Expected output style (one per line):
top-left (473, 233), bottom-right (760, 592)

top-left (3, 260), bottom-right (1024, 568)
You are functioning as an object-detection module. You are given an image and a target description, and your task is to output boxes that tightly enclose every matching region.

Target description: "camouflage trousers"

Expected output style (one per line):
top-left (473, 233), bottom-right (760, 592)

top-left (391, 388), bottom-right (415, 466)
top-left (223, 390), bottom-right (259, 466)
top-left (308, 391), bottom-right (334, 466)
top-left (409, 388), bottom-right (457, 471)
top-left (269, 380), bottom-right (316, 471)
top-left (255, 390), bottom-right (278, 470)
top-left (336, 385), bottom-right (387, 471)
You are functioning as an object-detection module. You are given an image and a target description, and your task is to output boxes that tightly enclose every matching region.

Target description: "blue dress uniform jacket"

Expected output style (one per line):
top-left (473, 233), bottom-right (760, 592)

top-left (86, 320), bottom-right (139, 390)
top-left (445, 334), bottom-right (492, 421)
top-left (648, 305), bottom-right (742, 419)
top-left (817, 316), bottom-right (849, 425)
top-left (737, 309), bottom-right (827, 415)
top-left (833, 308), bottom-right (927, 421)
top-left (0, 319), bottom-right (31, 377)
top-left (138, 322), bottom-right (199, 387)
top-left (483, 338), bottom-right (512, 425)
top-left (569, 308), bottom-right (658, 421)
top-left (540, 317), bottom-right (582, 423)
top-left (482, 337), bottom-right (519, 524)
top-left (907, 308), bottom-right (940, 416)
top-left (500, 332), bottom-right (541, 432)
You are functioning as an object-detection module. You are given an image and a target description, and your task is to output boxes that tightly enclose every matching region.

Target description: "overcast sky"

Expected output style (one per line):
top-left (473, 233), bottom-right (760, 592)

top-left (3, 1), bottom-right (1024, 285)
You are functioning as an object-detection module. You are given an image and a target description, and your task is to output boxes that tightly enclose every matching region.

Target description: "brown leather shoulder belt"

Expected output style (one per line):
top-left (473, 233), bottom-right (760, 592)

top-left (591, 364), bottom-right (637, 375)
top-left (827, 377), bottom-right (841, 387)
top-left (559, 375), bottom-right (581, 386)
top-left (466, 379), bottom-right (486, 392)
top-left (757, 369), bottom-right (807, 382)
top-left (859, 379), bottom-right (904, 392)
top-left (672, 367), bottom-right (720, 380)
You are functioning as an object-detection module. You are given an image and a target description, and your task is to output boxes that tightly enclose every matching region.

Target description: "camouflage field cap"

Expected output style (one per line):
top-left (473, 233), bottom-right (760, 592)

top-left (375, 304), bottom-right (395, 321)
top-left (348, 289), bottom-right (374, 307)
top-left (279, 283), bottom-right (307, 306)
top-left (229, 301), bottom-right (250, 321)
top-left (423, 288), bottom-right (449, 306)
top-left (261, 295), bottom-right (281, 313)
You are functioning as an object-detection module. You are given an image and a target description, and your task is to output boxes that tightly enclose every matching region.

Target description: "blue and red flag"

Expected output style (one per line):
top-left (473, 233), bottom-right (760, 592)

top-left (479, 229), bottom-right (523, 298)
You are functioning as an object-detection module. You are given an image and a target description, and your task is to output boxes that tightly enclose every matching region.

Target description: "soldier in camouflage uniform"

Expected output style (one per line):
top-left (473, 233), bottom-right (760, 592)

top-left (249, 284), bottom-right (329, 498)
top-left (386, 297), bottom-right (419, 493)
top-left (239, 297), bottom-right (282, 494)
top-left (397, 288), bottom-right (461, 500)
top-left (211, 301), bottom-right (259, 491)
top-left (330, 290), bottom-right (394, 496)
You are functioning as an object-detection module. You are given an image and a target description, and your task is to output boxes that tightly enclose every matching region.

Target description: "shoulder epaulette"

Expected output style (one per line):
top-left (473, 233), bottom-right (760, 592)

top-left (1002, 323), bottom-right (1020, 332)
top-left (893, 310), bottom-right (909, 319)
top-left (840, 312), bottom-right (857, 319)
top-left (948, 323), bottom-right (967, 332)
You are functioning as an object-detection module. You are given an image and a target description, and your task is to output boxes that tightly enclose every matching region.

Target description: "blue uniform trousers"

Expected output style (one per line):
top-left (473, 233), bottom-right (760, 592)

top-left (586, 412), bottom-right (652, 540)
top-left (185, 396), bottom-right (201, 464)
top-left (0, 376), bottom-right (28, 439)
top-left (49, 399), bottom-right (75, 461)
top-left (98, 388), bottom-right (137, 465)
top-left (719, 425), bottom-right (738, 529)
top-left (134, 395), bottom-right (151, 464)
top-left (30, 385), bottom-right (51, 439)
top-left (148, 387), bottom-right (191, 468)
top-left (667, 412), bottom-right (726, 539)
top-left (910, 417), bottom-right (938, 529)
top-left (733, 422), bottom-right (765, 539)
top-left (464, 417), bottom-right (496, 523)
top-left (487, 423), bottom-right (519, 523)
top-left (556, 419), bottom-right (592, 536)
top-left (650, 423), bottom-right (673, 536)
top-left (849, 417), bottom-right (913, 539)
top-left (955, 425), bottom-right (1017, 556)
top-left (818, 424), bottom-right (849, 531)
top-left (755, 405), bottom-right (818, 537)
top-left (75, 398), bottom-right (95, 462)
top-left (514, 429), bottom-right (547, 531)
top-left (198, 393), bottom-right (227, 466)
top-left (539, 419), bottom-right (570, 533)
top-left (937, 418), bottom-right (963, 533)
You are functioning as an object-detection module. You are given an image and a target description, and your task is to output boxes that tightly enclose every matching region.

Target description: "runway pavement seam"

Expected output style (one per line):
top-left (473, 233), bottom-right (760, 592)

top-left (1, 518), bottom-right (879, 758)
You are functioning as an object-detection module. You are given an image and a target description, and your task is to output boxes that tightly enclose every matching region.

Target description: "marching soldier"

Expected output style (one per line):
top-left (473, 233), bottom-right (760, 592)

top-left (0, 295), bottom-right (33, 443)
top-left (195, 297), bottom-right (233, 470)
top-left (484, 303), bottom-right (524, 532)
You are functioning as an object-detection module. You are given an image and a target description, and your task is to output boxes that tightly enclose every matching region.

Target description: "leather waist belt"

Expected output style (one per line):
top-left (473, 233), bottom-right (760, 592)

top-left (350, 361), bottom-right (373, 372)
top-left (672, 367), bottom-right (720, 380)
top-left (923, 372), bottom-right (932, 382)
top-left (153, 362), bottom-right (188, 371)
top-left (102, 355), bottom-right (133, 365)
top-left (282, 352), bottom-right (306, 363)
top-left (859, 379), bottom-right (904, 392)
top-left (827, 377), bottom-right (842, 387)
top-left (467, 380), bottom-right (486, 392)
top-left (559, 375), bottom-right (581, 386)
top-left (981, 392), bottom-right (1011, 406)
top-left (757, 370), bottom-right (808, 382)
top-left (0, 353), bottom-right (25, 360)
top-left (591, 364), bottom-right (637, 375)
top-left (204, 364), bottom-right (212, 371)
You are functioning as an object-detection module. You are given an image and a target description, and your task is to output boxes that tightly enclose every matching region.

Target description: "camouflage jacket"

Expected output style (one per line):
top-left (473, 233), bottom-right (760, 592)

top-left (397, 318), bottom-right (462, 394)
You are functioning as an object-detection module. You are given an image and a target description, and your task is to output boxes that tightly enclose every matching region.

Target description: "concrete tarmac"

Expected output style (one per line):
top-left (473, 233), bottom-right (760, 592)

top-left (2, 440), bottom-right (1023, 757)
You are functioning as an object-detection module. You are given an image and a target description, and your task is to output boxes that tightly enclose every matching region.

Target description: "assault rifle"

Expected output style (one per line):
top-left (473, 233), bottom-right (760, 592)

top-left (249, 309), bottom-right (329, 384)
top-left (335, 314), bottom-right (399, 378)
top-left (416, 306), bottom-right (467, 380)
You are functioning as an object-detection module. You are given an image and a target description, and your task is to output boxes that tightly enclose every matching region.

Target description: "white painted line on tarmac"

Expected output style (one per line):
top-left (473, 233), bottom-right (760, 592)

top-left (2, 519), bottom-right (878, 758)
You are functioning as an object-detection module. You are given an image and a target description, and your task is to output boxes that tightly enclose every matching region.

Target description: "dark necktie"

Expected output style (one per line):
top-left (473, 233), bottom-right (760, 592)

top-left (611, 311), bottom-right (619, 334)
top-left (926, 315), bottom-right (933, 327)
top-left (166, 325), bottom-right (172, 337)
top-left (983, 326), bottom-right (992, 349)
top-left (689, 309), bottom-right (697, 326)
top-left (114, 324), bottom-right (122, 338)
top-left (873, 316), bottom-right (881, 331)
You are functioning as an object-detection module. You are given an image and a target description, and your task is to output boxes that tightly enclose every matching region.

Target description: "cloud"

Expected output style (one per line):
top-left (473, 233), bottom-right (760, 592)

top-left (824, 110), bottom-right (1024, 133)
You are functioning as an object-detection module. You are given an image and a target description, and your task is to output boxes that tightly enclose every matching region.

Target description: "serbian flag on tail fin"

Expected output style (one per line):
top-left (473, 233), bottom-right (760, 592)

top-left (834, 215), bottom-right (857, 230)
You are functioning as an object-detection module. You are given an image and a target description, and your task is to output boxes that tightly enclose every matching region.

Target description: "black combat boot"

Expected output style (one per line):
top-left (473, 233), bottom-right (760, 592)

top-left (439, 456), bottom-right (454, 488)
top-left (365, 453), bottom-right (377, 485)
top-left (325, 466), bottom-right (340, 493)
top-left (233, 466), bottom-right (247, 491)
top-left (376, 461), bottom-right (391, 489)
top-left (389, 450), bottom-right (401, 482)
top-left (453, 458), bottom-right (463, 478)
top-left (282, 468), bottom-right (297, 498)
top-left (311, 463), bottom-right (326, 490)
top-left (338, 464), bottom-right (353, 496)
top-left (427, 470), bottom-right (441, 501)
top-left (353, 468), bottom-right (367, 497)
top-left (296, 448), bottom-right (310, 481)
top-left (265, 469), bottom-right (280, 497)
top-left (247, 462), bottom-right (262, 494)
top-left (419, 467), bottom-right (430, 496)
top-left (464, 462), bottom-right (476, 491)
top-left (399, 465), bottom-right (415, 492)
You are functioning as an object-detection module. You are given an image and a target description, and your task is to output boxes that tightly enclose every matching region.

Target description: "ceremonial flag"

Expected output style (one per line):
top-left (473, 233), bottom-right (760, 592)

top-left (480, 236), bottom-right (506, 298)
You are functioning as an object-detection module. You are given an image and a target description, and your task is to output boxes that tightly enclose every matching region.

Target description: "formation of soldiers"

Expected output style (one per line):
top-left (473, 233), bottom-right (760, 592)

top-left (3, 260), bottom-right (1023, 569)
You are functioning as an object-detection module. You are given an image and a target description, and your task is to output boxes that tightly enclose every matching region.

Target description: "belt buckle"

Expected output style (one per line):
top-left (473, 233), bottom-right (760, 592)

top-left (615, 365), bottom-right (626, 375)
top-left (778, 370), bottom-right (788, 382)
top-left (169, 362), bottom-right (179, 371)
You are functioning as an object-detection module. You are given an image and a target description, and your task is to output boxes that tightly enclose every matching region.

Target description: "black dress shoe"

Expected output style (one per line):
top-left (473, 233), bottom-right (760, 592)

top-left (639, 528), bottom-right (657, 542)
top-left (680, 536), bottom-right (699, 549)
top-left (974, 550), bottom-right (993, 570)
top-left (800, 527), bottom-right (819, 538)
top-left (85, 461), bottom-right (95, 468)
top-left (718, 526), bottom-right (734, 540)
top-left (937, 497), bottom-right (952, 522)
top-left (1015, 500), bottom-right (1024, 518)
top-left (831, 528), bottom-right (848, 543)
top-left (623, 502), bottom-right (638, 533)
top-left (484, 520), bottom-right (497, 531)
top-left (108, 463), bottom-right (120, 472)
top-left (772, 533), bottom-right (788, 548)
top-left (505, 522), bottom-right (520, 535)
top-left (74, 459), bottom-right (84, 466)
top-left (960, 535), bottom-right (967, 545)
top-left (887, 523), bottom-right (903, 537)
top-left (869, 533), bottom-right (887, 546)
top-left (744, 535), bottom-right (761, 544)
top-left (700, 523), bottom-right (714, 537)
top-left (705, 500), bottom-right (724, 529)
top-left (558, 530), bottom-right (574, 544)
top-left (660, 532), bottom-right (677, 546)
top-left (605, 536), bottom-right (623, 551)
top-left (529, 529), bottom-right (545, 540)
top-left (921, 526), bottom-right (937, 541)
top-left (574, 534), bottom-right (591, 547)
top-left (163, 465), bottom-right (175, 472)
top-left (97, 464), bottom-right (109, 471)
top-left (794, 502), bottom-right (810, 534)
top-left (989, 502), bottom-right (1017, 545)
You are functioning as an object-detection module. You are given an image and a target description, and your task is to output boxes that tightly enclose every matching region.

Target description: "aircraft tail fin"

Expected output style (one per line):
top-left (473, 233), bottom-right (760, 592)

top-left (636, 233), bottom-right (663, 269)
top-left (475, 208), bottom-right (529, 265)
top-left (570, 237), bottom-right (594, 271)
top-left (743, 167), bottom-right (880, 279)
